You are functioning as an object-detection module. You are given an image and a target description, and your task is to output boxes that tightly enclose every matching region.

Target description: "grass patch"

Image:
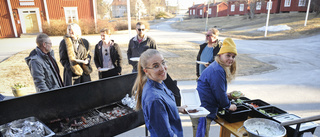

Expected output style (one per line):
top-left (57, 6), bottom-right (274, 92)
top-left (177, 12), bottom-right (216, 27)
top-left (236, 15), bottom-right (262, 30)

top-left (171, 12), bottom-right (320, 40)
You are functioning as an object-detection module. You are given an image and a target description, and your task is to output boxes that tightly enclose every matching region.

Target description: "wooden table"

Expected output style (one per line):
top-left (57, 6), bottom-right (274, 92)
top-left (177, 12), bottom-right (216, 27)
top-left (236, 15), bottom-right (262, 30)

top-left (214, 116), bottom-right (288, 137)
top-left (214, 116), bottom-right (248, 137)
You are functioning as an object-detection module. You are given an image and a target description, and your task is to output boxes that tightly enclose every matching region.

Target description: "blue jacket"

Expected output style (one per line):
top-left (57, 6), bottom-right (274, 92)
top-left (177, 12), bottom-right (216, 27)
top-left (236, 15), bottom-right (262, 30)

top-left (142, 79), bottom-right (183, 137)
top-left (197, 61), bottom-right (231, 120)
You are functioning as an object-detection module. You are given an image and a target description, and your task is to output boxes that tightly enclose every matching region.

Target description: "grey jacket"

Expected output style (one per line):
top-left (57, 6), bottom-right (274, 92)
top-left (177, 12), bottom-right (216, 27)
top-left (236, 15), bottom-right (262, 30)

top-left (25, 47), bottom-right (61, 92)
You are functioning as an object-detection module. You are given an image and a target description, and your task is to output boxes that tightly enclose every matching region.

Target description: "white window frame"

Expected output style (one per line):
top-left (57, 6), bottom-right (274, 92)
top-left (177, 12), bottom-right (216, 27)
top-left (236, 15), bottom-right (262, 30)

top-left (200, 9), bottom-right (202, 15)
top-left (239, 4), bottom-right (244, 11)
top-left (17, 8), bottom-right (42, 33)
top-left (208, 8), bottom-right (212, 15)
top-left (63, 7), bottom-right (79, 23)
top-left (284, 0), bottom-right (291, 7)
top-left (231, 5), bottom-right (235, 12)
top-left (267, 1), bottom-right (273, 10)
top-left (190, 10), bottom-right (192, 15)
top-left (298, 0), bottom-right (306, 6)
top-left (256, 2), bottom-right (261, 10)
top-left (193, 9), bottom-right (195, 15)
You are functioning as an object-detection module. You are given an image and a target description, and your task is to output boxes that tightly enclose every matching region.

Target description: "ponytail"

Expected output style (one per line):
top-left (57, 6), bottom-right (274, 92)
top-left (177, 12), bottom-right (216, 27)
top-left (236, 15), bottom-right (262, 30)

top-left (132, 49), bottom-right (160, 110)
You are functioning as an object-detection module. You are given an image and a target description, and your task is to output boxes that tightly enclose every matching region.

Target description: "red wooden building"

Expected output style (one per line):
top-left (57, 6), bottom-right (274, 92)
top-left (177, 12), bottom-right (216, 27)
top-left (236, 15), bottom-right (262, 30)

top-left (253, 0), bottom-right (281, 14)
top-left (280, 0), bottom-right (311, 12)
top-left (188, 4), bottom-right (205, 18)
top-left (228, 0), bottom-right (249, 16)
top-left (1, 0), bottom-right (96, 38)
top-left (206, 2), bottom-right (228, 17)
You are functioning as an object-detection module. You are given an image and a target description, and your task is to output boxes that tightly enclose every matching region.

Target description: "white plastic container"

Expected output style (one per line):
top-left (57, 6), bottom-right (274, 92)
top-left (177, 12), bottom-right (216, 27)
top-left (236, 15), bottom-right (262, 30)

top-left (180, 89), bottom-right (210, 118)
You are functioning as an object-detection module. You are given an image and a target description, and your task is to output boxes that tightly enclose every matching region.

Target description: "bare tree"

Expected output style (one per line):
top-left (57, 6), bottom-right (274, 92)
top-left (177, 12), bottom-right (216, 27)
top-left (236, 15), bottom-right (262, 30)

top-left (97, 0), bottom-right (112, 19)
top-left (135, 0), bottom-right (147, 20)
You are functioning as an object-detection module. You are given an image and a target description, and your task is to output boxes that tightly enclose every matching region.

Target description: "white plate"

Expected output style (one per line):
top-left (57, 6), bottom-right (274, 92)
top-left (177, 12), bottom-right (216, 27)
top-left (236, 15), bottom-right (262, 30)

top-left (98, 68), bottom-right (111, 72)
top-left (196, 61), bottom-right (209, 65)
top-left (185, 106), bottom-right (210, 118)
top-left (130, 57), bottom-right (140, 61)
top-left (74, 59), bottom-right (87, 64)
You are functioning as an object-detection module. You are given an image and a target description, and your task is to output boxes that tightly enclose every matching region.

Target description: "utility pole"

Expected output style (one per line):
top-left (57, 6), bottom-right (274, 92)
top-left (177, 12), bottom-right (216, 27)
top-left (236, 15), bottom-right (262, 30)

top-left (127, 0), bottom-right (131, 38)
top-left (304, 0), bottom-right (311, 26)
top-left (264, 0), bottom-right (271, 37)
top-left (205, 0), bottom-right (210, 32)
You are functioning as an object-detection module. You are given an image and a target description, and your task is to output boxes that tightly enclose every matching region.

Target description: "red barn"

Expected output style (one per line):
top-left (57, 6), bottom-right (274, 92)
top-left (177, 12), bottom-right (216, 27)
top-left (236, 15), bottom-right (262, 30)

top-left (1, 0), bottom-right (96, 38)
top-left (280, 0), bottom-right (312, 12)
top-left (206, 2), bottom-right (228, 17)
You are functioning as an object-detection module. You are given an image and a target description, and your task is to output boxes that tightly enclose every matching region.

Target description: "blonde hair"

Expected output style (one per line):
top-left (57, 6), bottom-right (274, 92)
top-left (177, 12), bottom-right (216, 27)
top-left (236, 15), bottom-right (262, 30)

top-left (132, 49), bottom-right (161, 110)
top-left (67, 23), bottom-right (82, 38)
top-left (209, 28), bottom-right (219, 36)
top-left (215, 55), bottom-right (237, 83)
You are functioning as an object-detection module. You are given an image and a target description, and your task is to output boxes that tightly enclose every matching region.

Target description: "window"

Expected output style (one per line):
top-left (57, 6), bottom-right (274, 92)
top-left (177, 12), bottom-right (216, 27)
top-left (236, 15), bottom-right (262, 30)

top-left (193, 9), bottom-right (195, 15)
top-left (284, 0), bottom-right (291, 7)
top-left (256, 2), bottom-right (261, 10)
top-left (239, 4), bottom-right (244, 11)
top-left (266, 1), bottom-right (273, 10)
top-left (298, 0), bottom-right (306, 6)
top-left (190, 10), bottom-right (192, 15)
top-left (200, 9), bottom-right (202, 15)
top-left (208, 8), bottom-right (212, 15)
top-left (231, 5), bottom-right (235, 12)
top-left (64, 7), bottom-right (78, 23)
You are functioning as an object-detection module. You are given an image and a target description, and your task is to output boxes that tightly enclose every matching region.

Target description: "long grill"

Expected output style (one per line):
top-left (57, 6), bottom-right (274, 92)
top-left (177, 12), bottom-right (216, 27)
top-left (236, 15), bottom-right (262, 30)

top-left (0, 73), bottom-right (180, 137)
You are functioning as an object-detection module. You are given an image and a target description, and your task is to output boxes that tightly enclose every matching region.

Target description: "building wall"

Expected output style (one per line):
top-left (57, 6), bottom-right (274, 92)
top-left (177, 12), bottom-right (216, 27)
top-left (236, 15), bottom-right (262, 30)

top-left (280, 0), bottom-right (310, 12)
top-left (1, 0), bottom-right (94, 38)
top-left (218, 3), bottom-right (228, 17)
top-left (47, 0), bottom-right (94, 20)
top-left (0, 0), bottom-right (15, 38)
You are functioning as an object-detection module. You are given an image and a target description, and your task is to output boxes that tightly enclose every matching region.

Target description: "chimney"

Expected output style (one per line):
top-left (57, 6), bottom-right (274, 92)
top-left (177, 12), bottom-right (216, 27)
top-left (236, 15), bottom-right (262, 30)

top-left (193, 2), bottom-right (195, 6)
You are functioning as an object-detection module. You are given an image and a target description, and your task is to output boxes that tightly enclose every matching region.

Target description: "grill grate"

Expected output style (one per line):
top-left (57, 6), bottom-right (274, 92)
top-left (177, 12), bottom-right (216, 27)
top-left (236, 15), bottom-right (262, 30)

top-left (46, 103), bottom-right (135, 136)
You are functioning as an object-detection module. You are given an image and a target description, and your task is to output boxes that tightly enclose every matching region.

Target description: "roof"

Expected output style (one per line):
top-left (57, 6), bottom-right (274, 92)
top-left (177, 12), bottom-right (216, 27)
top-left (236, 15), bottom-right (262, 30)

top-left (190, 4), bottom-right (204, 9)
top-left (112, 0), bottom-right (126, 6)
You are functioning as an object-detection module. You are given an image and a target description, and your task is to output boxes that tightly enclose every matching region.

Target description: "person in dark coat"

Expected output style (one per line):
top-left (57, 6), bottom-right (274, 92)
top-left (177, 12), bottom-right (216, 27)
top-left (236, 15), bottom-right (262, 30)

top-left (25, 33), bottom-right (64, 92)
top-left (94, 28), bottom-right (122, 79)
top-left (59, 23), bottom-right (92, 86)
top-left (127, 22), bottom-right (157, 72)
top-left (196, 28), bottom-right (222, 78)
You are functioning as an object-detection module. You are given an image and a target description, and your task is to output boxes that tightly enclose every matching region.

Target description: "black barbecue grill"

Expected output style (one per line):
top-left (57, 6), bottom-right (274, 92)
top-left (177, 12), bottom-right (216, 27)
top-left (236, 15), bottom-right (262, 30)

top-left (0, 73), bottom-right (181, 137)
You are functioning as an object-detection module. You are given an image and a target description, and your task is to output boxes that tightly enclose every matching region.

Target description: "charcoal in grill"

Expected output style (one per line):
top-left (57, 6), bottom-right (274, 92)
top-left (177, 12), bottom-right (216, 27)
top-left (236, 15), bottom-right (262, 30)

top-left (46, 109), bottom-right (105, 135)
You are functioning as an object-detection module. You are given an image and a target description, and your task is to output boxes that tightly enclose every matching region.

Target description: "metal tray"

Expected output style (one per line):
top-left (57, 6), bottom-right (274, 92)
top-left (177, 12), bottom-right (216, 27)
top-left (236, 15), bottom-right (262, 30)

top-left (0, 116), bottom-right (54, 137)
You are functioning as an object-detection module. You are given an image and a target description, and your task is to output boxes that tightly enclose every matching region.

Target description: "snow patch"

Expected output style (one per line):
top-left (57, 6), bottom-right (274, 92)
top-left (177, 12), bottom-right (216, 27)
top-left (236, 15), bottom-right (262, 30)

top-left (257, 25), bottom-right (291, 32)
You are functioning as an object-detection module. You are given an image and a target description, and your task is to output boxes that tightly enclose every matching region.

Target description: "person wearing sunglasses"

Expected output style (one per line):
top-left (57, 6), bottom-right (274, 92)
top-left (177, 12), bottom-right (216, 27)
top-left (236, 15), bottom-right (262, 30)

top-left (196, 28), bottom-right (222, 79)
top-left (132, 49), bottom-right (187, 137)
top-left (127, 22), bottom-right (157, 72)
top-left (94, 28), bottom-right (122, 79)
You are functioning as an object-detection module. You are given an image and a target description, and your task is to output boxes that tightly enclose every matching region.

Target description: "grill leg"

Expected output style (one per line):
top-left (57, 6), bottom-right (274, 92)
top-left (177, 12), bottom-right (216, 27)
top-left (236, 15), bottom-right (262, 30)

top-left (293, 123), bottom-right (301, 137)
top-left (145, 126), bottom-right (148, 137)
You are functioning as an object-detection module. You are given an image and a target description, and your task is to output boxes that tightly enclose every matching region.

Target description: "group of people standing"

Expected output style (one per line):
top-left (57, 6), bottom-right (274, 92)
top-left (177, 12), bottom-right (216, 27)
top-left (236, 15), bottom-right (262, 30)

top-left (25, 22), bottom-right (154, 92)
top-left (25, 21), bottom-right (239, 137)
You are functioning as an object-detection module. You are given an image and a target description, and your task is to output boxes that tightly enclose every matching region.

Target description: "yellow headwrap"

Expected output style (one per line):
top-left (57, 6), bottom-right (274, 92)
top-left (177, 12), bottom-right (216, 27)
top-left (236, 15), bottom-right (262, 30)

top-left (218, 38), bottom-right (237, 55)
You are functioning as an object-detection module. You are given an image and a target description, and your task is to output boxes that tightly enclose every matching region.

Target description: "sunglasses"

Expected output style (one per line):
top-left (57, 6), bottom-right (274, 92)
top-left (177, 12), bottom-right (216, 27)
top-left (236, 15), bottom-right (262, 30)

top-left (137, 28), bottom-right (145, 31)
top-left (206, 35), bottom-right (216, 37)
top-left (105, 49), bottom-right (108, 56)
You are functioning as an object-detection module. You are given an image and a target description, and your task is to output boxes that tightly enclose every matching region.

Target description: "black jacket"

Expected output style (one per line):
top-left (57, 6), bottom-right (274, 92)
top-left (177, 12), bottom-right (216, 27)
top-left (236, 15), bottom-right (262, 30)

top-left (196, 41), bottom-right (222, 77)
top-left (94, 40), bottom-right (122, 77)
